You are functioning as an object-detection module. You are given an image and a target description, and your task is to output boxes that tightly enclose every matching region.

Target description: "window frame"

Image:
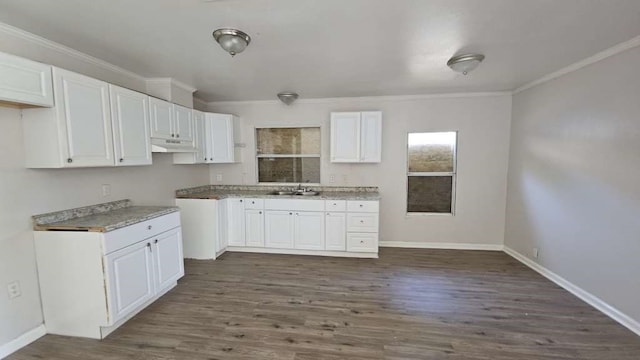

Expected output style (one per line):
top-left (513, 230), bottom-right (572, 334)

top-left (405, 131), bottom-right (458, 216)
top-left (254, 125), bottom-right (322, 186)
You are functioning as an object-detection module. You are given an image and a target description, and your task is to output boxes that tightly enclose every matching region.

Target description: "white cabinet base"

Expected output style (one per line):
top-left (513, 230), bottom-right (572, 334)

top-left (226, 246), bottom-right (378, 259)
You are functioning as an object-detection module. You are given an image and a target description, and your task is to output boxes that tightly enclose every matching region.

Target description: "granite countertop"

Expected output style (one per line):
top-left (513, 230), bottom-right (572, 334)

top-left (176, 185), bottom-right (381, 201)
top-left (33, 199), bottom-right (179, 232)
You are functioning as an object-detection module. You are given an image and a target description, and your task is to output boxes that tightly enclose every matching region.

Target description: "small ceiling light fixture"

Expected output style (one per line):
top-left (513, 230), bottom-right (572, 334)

top-left (212, 28), bottom-right (251, 56)
top-left (447, 53), bottom-right (485, 75)
top-left (277, 92), bottom-right (299, 105)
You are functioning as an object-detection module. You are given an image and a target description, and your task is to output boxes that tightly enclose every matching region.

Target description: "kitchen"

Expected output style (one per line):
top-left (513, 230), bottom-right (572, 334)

top-left (1, 1), bottom-right (640, 358)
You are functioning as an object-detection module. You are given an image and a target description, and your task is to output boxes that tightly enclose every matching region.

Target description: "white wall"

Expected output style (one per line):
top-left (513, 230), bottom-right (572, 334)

top-left (0, 27), bottom-right (209, 348)
top-left (505, 46), bottom-right (640, 324)
top-left (209, 94), bottom-right (512, 248)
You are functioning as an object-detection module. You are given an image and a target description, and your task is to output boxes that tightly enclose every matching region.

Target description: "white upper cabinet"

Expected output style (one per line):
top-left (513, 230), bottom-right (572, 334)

top-left (109, 85), bottom-right (151, 166)
top-left (149, 97), bottom-right (173, 139)
top-left (330, 111), bottom-right (382, 163)
top-left (23, 67), bottom-right (115, 168)
top-left (206, 113), bottom-right (240, 163)
top-left (0, 51), bottom-right (53, 107)
top-left (173, 104), bottom-right (194, 142)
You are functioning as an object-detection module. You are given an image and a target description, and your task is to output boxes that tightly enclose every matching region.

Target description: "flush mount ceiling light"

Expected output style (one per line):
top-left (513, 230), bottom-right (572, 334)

top-left (277, 92), bottom-right (299, 105)
top-left (212, 28), bottom-right (251, 56)
top-left (447, 53), bottom-right (485, 75)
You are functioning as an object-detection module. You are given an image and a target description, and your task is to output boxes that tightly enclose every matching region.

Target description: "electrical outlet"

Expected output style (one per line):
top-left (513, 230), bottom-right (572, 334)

top-left (329, 174), bottom-right (336, 183)
top-left (216, 174), bottom-right (223, 182)
top-left (533, 247), bottom-right (539, 259)
top-left (101, 184), bottom-right (111, 197)
top-left (7, 281), bottom-right (21, 299)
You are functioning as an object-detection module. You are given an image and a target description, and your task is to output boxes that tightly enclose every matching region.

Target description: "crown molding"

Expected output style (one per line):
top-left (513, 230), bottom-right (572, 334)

top-left (514, 35), bottom-right (640, 94)
top-left (208, 91), bottom-right (512, 107)
top-left (193, 96), bottom-right (209, 108)
top-left (0, 21), bottom-right (147, 83)
top-left (145, 77), bottom-right (197, 93)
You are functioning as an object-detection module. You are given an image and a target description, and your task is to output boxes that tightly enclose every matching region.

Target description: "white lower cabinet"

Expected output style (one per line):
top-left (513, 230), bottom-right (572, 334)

top-left (34, 212), bottom-right (184, 339)
top-left (245, 209), bottom-right (265, 247)
top-left (105, 240), bottom-right (155, 323)
top-left (227, 198), bottom-right (246, 246)
top-left (178, 197), bottom-right (379, 259)
top-left (294, 211), bottom-right (325, 250)
top-left (265, 210), bottom-right (295, 249)
top-left (325, 212), bottom-right (347, 251)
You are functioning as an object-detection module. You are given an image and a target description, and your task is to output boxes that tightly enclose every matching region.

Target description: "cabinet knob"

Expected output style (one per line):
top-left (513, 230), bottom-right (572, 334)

top-left (360, 220), bottom-right (364, 223)
top-left (176, 134), bottom-right (180, 138)
top-left (289, 212), bottom-right (292, 215)
top-left (154, 239), bottom-right (158, 244)
top-left (326, 213), bottom-right (330, 215)
top-left (240, 200), bottom-right (243, 203)
top-left (259, 211), bottom-right (262, 214)
top-left (359, 204), bottom-right (364, 208)
top-left (67, 158), bottom-right (73, 163)
top-left (119, 158), bottom-right (124, 162)
top-left (171, 133), bottom-right (175, 137)
top-left (333, 203), bottom-right (337, 206)
top-left (146, 243), bottom-right (152, 252)
top-left (360, 240), bottom-right (364, 244)
top-left (147, 225), bottom-right (152, 230)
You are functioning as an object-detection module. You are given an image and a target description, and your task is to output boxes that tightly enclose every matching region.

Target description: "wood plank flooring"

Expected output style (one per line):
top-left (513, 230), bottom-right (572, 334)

top-left (9, 248), bottom-right (640, 359)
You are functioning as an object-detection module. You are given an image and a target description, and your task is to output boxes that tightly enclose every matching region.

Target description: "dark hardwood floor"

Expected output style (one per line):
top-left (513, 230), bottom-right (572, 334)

top-left (9, 248), bottom-right (640, 359)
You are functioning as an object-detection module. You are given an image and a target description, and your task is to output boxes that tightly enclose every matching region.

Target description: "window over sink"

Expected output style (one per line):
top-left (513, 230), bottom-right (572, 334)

top-left (256, 127), bottom-right (320, 183)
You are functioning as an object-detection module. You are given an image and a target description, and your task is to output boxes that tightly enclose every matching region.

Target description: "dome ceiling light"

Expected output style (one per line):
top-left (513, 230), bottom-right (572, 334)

top-left (447, 53), bottom-right (485, 75)
top-left (212, 28), bottom-right (251, 56)
top-left (277, 92), bottom-right (299, 105)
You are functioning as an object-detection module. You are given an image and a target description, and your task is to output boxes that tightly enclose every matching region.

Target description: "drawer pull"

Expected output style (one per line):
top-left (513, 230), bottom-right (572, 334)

top-left (360, 220), bottom-right (364, 223)
top-left (147, 225), bottom-right (152, 230)
top-left (359, 204), bottom-right (363, 208)
top-left (333, 203), bottom-right (337, 205)
top-left (147, 243), bottom-right (152, 252)
top-left (360, 240), bottom-right (364, 244)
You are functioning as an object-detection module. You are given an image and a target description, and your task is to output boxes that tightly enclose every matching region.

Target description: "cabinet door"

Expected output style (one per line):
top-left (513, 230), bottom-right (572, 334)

top-left (194, 110), bottom-right (207, 163)
top-left (227, 198), bottom-right (246, 246)
top-left (149, 97), bottom-right (173, 139)
top-left (173, 104), bottom-right (194, 142)
top-left (360, 111), bottom-right (382, 163)
top-left (265, 210), bottom-right (294, 249)
top-left (245, 209), bottom-right (265, 247)
top-left (104, 240), bottom-right (154, 324)
top-left (330, 112), bottom-right (360, 162)
top-left (325, 212), bottom-right (346, 251)
top-left (217, 199), bottom-right (229, 252)
top-left (294, 211), bottom-right (325, 250)
top-left (109, 85), bottom-right (152, 166)
top-left (54, 68), bottom-right (114, 167)
top-left (208, 113), bottom-right (235, 163)
top-left (152, 227), bottom-right (185, 291)
top-left (0, 51), bottom-right (53, 107)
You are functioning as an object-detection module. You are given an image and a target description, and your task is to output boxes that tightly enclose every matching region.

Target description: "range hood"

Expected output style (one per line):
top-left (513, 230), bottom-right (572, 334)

top-left (151, 138), bottom-right (197, 153)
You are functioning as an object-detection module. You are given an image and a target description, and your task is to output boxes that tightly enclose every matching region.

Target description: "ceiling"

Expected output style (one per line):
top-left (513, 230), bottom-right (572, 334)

top-left (1, 0), bottom-right (639, 102)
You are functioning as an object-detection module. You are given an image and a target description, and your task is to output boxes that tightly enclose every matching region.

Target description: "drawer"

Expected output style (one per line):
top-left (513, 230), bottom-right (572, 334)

top-left (347, 200), bottom-right (379, 213)
top-left (324, 200), bottom-right (346, 212)
top-left (347, 213), bottom-right (379, 233)
top-left (102, 211), bottom-right (180, 254)
top-left (347, 232), bottom-right (378, 252)
top-left (244, 198), bottom-right (264, 209)
top-left (264, 199), bottom-right (324, 211)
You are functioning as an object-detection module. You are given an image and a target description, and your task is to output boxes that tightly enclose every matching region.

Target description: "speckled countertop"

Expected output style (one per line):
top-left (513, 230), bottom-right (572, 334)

top-left (33, 199), bottom-right (179, 232)
top-left (175, 185), bottom-right (380, 201)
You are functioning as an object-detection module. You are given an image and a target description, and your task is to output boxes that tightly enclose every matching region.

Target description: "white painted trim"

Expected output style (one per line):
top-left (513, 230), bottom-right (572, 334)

top-left (193, 96), bottom-right (209, 109)
top-left (503, 246), bottom-right (640, 337)
top-left (514, 35), bottom-right (640, 94)
top-left (0, 324), bottom-right (46, 358)
top-left (146, 77), bottom-right (197, 93)
top-left (208, 91), bottom-right (512, 107)
top-left (379, 241), bottom-right (503, 251)
top-left (0, 21), bottom-right (146, 83)
top-left (226, 246), bottom-right (378, 258)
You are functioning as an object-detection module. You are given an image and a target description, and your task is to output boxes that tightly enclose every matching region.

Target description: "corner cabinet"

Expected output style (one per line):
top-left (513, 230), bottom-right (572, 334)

top-left (34, 212), bottom-right (184, 339)
top-left (174, 112), bottom-right (241, 164)
top-left (0, 51), bottom-right (54, 107)
top-left (22, 67), bottom-right (153, 168)
top-left (330, 111), bottom-right (382, 163)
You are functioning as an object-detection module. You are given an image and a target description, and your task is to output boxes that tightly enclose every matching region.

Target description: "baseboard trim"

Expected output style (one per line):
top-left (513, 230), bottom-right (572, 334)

top-left (379, 241), bottom-right (504, 251)
top-left (226, 247), bottom-right (378, 258)
top-left (0, 324), bottom-right (46, 358)
top-left (503, 246), bottom-right (640, 337)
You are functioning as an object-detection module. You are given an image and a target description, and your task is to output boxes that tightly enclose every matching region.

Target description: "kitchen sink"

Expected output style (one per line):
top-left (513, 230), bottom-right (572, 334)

top-left (268, 190), bottom-right (320, 196)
